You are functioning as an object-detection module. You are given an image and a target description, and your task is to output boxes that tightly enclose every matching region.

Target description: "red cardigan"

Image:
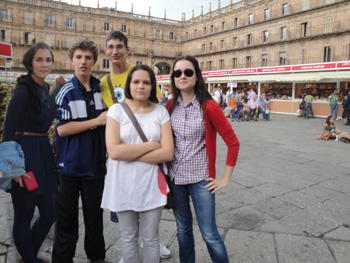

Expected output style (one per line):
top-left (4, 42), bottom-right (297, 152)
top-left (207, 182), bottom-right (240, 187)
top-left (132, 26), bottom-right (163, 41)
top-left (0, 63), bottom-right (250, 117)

top-left (166, 99), bottom-right (240, 179)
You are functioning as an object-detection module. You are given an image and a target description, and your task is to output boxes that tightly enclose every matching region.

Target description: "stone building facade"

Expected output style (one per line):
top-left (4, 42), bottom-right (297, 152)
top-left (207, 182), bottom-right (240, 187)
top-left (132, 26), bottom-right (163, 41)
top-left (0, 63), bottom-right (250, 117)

top-left (0, 0), bottom-right (349, 76)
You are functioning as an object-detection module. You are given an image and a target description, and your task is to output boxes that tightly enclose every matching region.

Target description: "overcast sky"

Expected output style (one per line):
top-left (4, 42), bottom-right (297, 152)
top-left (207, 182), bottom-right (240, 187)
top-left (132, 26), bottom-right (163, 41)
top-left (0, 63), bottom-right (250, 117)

top-left (60, 0), bottom-right (239, 20)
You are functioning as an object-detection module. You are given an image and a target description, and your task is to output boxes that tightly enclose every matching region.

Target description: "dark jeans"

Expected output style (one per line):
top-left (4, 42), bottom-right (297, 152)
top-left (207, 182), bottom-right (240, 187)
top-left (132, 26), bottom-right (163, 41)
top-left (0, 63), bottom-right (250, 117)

top-left (11, 189), bottom-right (55, 263)
top-left (52, 176), bottom-right (105, 263)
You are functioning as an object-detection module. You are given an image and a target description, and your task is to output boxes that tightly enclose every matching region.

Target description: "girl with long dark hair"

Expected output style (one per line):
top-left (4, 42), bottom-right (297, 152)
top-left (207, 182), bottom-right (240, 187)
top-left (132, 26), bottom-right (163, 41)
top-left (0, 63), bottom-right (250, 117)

top-left (166, 56), bottom-right (240, 262)
top-left (320, 116), bottom-right (350, 141)
top-left (2, 42), bottom-right (59, 263)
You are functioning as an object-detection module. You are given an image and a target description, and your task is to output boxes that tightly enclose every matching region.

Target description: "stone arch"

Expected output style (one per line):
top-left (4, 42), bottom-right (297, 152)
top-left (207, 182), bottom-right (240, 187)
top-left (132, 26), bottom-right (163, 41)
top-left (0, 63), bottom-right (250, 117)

top-left (155, 61), bottom-right (171, 75)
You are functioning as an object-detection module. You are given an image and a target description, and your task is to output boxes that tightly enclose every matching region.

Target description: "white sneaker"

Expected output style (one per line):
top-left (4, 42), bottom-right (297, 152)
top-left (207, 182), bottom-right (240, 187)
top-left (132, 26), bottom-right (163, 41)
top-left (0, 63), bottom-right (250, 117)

top-left (160, 243), bottom-right (172, 259)
top-left (140, 242), bottom-right (172, 259)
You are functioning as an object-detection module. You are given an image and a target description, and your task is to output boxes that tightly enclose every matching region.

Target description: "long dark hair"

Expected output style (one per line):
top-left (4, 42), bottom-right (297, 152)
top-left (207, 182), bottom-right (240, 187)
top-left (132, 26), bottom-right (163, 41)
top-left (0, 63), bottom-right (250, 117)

top-left (17, 42), bottom-right (54, 116)
top-left (326, 116), bottom-right (333, 126)
top-left (124, 64), bottom-right (158, 104)
top-left (168, 56), bottom-right (212, 114)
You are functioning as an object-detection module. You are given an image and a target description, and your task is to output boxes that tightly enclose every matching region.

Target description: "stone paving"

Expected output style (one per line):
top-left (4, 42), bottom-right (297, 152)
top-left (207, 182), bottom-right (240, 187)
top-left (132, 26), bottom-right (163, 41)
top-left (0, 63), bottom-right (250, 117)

top-left (1, 114), bottom-right (350, 263)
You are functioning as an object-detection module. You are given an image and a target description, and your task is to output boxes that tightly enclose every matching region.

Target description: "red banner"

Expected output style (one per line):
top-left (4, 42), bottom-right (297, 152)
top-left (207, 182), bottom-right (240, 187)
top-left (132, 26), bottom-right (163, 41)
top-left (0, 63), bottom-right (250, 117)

top-left (0, 42), bottom-right (12, 59)
top-left (292, 63), bottom-right (336, 71)
top-left (229, 69), bottom-right (256, 74)
top-left (257, 66), bottom-right (291, 73)
top-left (337, 61), bottom-right (350, 68)
top-left (156, 61), bottom-right (350, 79)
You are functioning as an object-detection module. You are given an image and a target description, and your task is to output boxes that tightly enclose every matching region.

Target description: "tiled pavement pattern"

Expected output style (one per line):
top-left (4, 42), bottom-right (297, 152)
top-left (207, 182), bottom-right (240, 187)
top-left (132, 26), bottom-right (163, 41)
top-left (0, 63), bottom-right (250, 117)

top-left (1, 114), bottom-right (350, 263)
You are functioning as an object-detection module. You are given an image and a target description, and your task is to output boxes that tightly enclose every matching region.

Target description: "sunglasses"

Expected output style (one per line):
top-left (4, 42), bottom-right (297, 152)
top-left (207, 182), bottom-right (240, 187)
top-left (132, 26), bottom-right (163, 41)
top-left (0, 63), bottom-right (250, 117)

top-left (173, 69), bottom-right (195, 78)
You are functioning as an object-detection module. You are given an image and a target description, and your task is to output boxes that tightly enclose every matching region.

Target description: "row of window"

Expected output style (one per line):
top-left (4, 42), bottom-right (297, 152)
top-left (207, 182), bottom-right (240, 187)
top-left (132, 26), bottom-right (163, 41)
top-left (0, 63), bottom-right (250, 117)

top-left (103, 22), bottom-right (127, 33)
top-left (185, 1), bottom-right (337, 40)
top-left (3, 9), bottom-right (176, 41)
top-left (201, 46), bottom-right (336, 71)
top-left (200, 22), bottom-right (310, 52)
top-left (186, 3), bottom-right (290, 38)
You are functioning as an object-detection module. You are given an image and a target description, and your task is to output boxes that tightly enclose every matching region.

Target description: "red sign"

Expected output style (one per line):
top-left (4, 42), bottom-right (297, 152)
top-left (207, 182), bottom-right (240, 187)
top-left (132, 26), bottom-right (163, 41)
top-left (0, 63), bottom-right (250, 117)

top-left (156, 75), bottom-right (170, 80)
top-left (0, 42), bottom-right (12, 60)
top-left (206, 70), bottom-right (230, 76)
top-left (155, 61), bottom-right (350, 80)
top-left (337, 61), bottom-right (350, 69)
top-left (229, 69), bottom-right (256, 75)
top-left (292, 63), bottom-right (336, 71)
top-left (257, 66), bottom-right (291, 73)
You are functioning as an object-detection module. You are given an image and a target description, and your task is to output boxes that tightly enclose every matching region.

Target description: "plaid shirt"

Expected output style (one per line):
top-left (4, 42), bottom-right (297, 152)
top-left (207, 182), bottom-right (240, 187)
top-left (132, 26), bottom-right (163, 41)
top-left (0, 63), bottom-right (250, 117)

top-left (168, 96), bottom-right (209, 184)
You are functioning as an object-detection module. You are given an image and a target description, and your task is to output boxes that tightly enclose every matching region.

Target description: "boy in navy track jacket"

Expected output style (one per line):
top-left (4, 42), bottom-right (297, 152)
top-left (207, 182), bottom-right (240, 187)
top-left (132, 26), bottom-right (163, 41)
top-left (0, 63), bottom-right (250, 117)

top-left (52, 39), bottom-right (108, 263)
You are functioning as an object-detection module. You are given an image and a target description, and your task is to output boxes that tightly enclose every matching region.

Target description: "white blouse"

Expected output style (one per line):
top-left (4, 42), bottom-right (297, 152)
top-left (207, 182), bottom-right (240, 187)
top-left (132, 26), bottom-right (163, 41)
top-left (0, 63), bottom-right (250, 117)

top-left (101, 103), bottom-right (170, 212)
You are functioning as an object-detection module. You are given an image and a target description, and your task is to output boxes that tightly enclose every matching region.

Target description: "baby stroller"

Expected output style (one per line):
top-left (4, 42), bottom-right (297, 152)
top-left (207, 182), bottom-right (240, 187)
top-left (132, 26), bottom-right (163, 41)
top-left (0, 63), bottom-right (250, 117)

top-left (298, 101), bottom-right (305, 118)
top-left (231, 104), bottom-right (244, 122)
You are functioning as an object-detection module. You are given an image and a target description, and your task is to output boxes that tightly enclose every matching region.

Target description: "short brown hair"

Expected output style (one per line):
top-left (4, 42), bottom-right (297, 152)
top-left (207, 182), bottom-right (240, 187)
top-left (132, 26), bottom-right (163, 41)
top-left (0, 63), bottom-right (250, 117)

top-left (68, 39), bottom-right (98, 61)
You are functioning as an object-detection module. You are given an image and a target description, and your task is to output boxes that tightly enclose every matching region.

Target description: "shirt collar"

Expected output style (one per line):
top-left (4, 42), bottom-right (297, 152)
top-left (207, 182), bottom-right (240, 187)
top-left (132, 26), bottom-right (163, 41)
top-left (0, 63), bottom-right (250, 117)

top-left (177, 95), bottom-right (200, 108)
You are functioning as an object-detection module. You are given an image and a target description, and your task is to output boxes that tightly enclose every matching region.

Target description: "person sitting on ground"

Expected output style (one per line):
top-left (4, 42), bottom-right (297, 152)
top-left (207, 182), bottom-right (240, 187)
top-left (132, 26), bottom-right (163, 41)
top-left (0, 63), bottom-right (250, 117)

top-left (224, 95), bottom-right (237, 117)
top-left (243, 95), bottom-right (258, 121)
top-left (320, 116), bottom-right (350, 141)
top-left (257, 94), bottom-right (270, 121)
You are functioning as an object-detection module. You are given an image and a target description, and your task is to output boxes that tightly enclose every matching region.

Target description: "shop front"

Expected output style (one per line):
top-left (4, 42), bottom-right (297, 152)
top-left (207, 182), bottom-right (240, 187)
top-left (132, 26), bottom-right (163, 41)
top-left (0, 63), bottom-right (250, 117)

top-left (205, 62), bottom-right (350, 118)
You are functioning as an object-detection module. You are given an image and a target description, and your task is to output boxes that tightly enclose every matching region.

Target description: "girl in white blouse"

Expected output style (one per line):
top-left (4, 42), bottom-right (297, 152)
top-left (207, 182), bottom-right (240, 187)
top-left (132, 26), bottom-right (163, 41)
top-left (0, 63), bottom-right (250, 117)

top-left (102, 64), bottom-right (174, 262)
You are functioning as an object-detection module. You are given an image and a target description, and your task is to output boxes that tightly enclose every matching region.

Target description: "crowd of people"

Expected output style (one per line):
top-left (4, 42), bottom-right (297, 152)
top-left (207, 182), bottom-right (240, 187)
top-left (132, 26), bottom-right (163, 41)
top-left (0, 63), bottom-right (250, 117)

top-left (1, 31), bottom-right (240, 263)
top-left (214, 87), bottom-right (271, 122)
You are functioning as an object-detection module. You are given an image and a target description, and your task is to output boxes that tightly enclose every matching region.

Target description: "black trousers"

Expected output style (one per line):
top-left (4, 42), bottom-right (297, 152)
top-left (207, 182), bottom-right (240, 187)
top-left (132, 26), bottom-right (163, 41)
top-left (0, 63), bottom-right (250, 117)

top-left (52, 176), bottom-right (105, 263)
top-left (11, 190), bottom-right (55, 263)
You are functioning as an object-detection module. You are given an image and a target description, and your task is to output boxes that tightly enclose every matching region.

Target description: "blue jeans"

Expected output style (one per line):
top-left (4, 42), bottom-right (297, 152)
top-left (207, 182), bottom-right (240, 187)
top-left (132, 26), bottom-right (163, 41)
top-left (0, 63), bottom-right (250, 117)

top-left (305, 103), bottom-right (314, 118)
top-left (330, 104), bottom-right (338, 119)
top-left (172, 180), bottom-right (229, 263)
top-left (258, 108), bottom-right (269, 120)
top-left (0, 141), bottom-right (26, 178)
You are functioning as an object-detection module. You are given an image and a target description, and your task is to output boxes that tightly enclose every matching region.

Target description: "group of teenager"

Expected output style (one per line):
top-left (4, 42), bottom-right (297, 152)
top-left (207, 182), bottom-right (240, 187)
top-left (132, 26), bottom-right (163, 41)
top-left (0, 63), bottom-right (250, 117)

top-left (2, 30), bottom-right (240, 263)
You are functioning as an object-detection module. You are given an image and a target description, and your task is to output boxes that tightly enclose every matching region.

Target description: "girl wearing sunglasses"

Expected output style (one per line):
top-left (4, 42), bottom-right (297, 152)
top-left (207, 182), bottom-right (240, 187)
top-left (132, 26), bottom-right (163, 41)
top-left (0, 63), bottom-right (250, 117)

top-left (166, 56), bottom-right (240, 262)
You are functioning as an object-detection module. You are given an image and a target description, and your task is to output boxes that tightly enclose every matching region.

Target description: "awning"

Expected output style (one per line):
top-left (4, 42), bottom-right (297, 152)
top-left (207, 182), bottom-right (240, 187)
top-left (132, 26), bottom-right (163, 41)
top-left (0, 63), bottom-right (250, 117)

top-left (275, 73), bottom-right (322, 82)
top-left (319, 71), bottom-right (350, 79)
top-left (207, 71), bottom-right (350, 83)
top-left (157, 79), bottom-right (171, 84)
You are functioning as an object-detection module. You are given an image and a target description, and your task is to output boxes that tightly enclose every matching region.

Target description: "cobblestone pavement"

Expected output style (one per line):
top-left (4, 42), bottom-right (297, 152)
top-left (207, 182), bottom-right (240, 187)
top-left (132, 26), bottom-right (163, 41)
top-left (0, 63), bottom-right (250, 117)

top-left (1, 114), bottom-right (350, 263)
